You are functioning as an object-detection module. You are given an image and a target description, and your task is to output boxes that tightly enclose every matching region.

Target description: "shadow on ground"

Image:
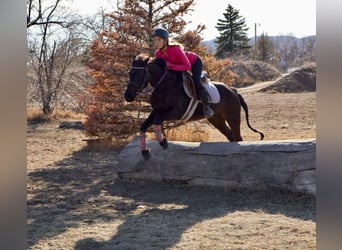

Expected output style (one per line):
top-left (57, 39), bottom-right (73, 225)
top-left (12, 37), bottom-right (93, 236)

top-left (75, 179), bottom-right (315, 249)
top-left (27, 144), bottom-right (315, 249)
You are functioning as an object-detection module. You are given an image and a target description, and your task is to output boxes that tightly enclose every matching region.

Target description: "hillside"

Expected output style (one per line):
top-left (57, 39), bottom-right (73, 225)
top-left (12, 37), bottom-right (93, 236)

top-left (201, 35), bottom-right (317, 53)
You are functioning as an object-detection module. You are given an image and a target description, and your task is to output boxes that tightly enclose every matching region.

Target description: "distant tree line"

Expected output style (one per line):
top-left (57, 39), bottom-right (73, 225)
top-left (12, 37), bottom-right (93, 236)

top-left (213, 4), bottom-right (316, 71)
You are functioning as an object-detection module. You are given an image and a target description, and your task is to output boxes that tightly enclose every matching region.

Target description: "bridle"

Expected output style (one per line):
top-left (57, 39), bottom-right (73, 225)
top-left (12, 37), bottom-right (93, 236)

top-left (128, 64), bottom-right (168, 94)
top-left (127, 66), bottom-right (150, 92)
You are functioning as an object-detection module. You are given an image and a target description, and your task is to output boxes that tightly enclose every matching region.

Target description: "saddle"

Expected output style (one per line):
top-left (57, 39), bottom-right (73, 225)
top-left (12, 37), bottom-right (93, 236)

top-left (180, 72), bottom-right (221, 122)
top-left (182, 71), bottom-right (198, 100)
top-left (180, 72), bottom-right (200, 122)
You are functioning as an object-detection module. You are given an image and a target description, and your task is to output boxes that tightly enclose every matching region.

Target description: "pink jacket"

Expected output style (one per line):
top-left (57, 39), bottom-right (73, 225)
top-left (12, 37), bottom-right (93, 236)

top-left (154, 45), bottom-right (198, 71)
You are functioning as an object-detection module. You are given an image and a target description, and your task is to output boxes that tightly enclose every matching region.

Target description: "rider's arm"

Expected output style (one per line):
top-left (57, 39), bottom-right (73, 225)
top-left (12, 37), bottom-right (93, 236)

top-left (165, 46), bottom-right (191, 71)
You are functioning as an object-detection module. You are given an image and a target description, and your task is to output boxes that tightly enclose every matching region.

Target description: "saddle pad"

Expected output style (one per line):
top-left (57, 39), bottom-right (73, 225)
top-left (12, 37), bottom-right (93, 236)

top-left (203, 82), bottom-right (220, 103)
top-left (182, 72), bottom-right (220, 104)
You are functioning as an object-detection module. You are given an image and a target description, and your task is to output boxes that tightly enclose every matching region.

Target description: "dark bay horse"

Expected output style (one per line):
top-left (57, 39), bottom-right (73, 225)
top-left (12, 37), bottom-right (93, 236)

top-left (124, 55), bottom-right (264, 159)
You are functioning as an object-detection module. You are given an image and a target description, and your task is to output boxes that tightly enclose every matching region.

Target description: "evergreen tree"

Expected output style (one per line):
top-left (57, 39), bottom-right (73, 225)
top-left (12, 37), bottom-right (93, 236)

top-left (256, 32), bottom-right (275, 62)
top-left (215, 4), bottom-right (250, 59)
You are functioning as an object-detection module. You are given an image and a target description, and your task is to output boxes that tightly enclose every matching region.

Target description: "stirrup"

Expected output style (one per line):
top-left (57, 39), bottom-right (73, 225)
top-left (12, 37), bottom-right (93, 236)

top-left (203, 106), bottom-right (214, 118)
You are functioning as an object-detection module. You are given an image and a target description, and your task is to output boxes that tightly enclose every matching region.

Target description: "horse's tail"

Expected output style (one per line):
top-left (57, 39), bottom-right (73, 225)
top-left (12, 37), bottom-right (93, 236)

top-left (238, 93), bottom-right (264, 140)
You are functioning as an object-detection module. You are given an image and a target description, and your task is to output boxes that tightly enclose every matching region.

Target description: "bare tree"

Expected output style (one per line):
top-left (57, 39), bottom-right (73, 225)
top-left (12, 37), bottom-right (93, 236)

top-left (272, 35), bottom-right (316, 72)
top-left (273, 36), bottom-right (298, 71)
top-left (295, 36), bottom-right (316, 65)
top-left (27, 0), bottom-right (87, 114)
top-left (27, 0), bottom-right (65, 28)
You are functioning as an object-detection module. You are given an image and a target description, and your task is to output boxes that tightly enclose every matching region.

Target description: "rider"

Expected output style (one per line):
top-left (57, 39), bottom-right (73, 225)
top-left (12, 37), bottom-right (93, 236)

top-left (152, 27), bottom-right (214, 118)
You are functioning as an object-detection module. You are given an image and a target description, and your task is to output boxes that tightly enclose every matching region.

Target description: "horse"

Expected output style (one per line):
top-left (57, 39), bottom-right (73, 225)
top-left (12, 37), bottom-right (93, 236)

top-left (124, 55), bottom-right (264, 160)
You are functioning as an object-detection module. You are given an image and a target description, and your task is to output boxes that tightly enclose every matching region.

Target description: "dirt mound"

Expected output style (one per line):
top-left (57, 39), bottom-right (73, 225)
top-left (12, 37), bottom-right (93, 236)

top-left (230, 61), bottom-right (281, 88)
top-left (259, 63), bottom-right (316, 93)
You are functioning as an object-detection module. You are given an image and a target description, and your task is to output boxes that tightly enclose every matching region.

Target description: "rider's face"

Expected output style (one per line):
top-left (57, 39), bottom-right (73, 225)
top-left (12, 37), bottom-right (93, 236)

top-left (153, 36), bottom-right (166, 49)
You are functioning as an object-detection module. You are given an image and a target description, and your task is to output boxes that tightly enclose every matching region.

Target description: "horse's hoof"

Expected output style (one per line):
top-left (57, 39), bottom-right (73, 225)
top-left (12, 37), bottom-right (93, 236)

top-left (159, 138), bottom-right (168, 150)
top-left (141, 149), bottom-right (151, 160)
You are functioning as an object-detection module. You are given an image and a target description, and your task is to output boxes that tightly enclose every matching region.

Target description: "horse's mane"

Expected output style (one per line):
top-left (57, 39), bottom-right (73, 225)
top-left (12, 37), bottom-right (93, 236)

top-left (152, 57), bottom-right (182, 82)
top-left (132, 53), bottom-right (151, 68)
top-left (152, 57), bottom-right (166, 68)
top-left (134, 53), bottom-right (166, 68)
top-left (134, 53), bottom-right (150, 62)
top-left (133, 53), bottom-right (182, 82)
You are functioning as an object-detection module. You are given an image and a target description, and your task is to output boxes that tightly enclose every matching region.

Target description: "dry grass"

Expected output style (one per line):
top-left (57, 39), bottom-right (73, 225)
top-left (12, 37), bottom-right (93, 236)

top-left (27, 107), bottom-right (86, 123)
top-left (27, 75), bottom-right (316, 249)
top-left (26, 107), bottom-right (50, 122)
top-left (163, 122), bottom-right (209, 142)
top-left (160, 64), bottom-right (316, 143)
top-left (154, 92), bottom-right (315, 143)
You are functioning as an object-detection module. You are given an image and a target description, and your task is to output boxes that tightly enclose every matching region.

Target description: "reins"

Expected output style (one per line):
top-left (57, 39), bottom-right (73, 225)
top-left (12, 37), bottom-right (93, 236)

top-left (128, 65), bottom-right (168, 95)
top-left (152, 70), bottom-right (168, 91)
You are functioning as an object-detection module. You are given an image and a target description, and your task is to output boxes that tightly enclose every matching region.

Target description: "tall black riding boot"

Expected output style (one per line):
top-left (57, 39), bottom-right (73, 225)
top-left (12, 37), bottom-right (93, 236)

top-left (198, 89), bottom-right (214, 118)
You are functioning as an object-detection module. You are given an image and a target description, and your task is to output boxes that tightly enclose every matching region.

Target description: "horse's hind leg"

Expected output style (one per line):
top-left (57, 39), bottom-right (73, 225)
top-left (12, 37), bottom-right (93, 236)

top-left (224, 109), bottom-right (243, 141)
top-left (208, 117), bottom-right (235, 141)
top-left (226, 117), bottom-right (243, 141)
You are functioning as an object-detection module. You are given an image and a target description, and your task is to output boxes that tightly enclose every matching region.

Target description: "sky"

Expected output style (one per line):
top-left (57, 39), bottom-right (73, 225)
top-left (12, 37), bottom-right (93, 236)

top-left (70, 0), bottom-right (316, 40)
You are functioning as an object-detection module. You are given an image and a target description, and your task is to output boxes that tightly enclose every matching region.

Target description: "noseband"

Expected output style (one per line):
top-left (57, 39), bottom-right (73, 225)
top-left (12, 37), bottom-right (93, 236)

top-left (128, 63), bottom-right (168, 94)
top-left (128, 66), bottom-right (150, 92)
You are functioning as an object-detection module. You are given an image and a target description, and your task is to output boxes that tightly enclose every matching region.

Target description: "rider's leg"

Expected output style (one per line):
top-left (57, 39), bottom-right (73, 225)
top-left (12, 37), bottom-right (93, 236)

top-left (191, 58), bottom-right (214, 118)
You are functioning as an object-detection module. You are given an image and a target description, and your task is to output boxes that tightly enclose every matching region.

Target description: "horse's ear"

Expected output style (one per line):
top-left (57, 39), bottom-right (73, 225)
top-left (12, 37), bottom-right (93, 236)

top-left (144, 57), bottom-right (150, 63)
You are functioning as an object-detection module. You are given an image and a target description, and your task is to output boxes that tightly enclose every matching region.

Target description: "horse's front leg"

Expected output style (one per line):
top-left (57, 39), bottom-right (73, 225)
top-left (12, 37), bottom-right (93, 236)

top-left (152, 123), bottom-right (168, 150)
top-left (139, 111), bottom-right (155, 160)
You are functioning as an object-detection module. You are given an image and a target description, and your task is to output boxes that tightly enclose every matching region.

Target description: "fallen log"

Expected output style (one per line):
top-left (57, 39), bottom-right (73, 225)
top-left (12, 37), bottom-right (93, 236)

top-left (58, 121), bottom-right (84, 130)
top-left (117, 137), bottom-right (316, 195)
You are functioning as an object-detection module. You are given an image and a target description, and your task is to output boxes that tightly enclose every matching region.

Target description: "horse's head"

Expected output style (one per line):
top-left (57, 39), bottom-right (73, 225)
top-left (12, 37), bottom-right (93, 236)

top-left (124, 55), bottom-right (150, 102)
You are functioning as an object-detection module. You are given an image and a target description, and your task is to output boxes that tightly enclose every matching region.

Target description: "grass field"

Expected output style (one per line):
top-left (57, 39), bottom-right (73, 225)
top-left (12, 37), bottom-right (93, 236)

top-left (27, 82), bottom-right (316, 249)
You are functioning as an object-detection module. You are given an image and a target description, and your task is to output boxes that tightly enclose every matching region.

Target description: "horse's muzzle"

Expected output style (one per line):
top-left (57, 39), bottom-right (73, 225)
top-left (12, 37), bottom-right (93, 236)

top-left (124, 91), bottom-right (135, 102)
